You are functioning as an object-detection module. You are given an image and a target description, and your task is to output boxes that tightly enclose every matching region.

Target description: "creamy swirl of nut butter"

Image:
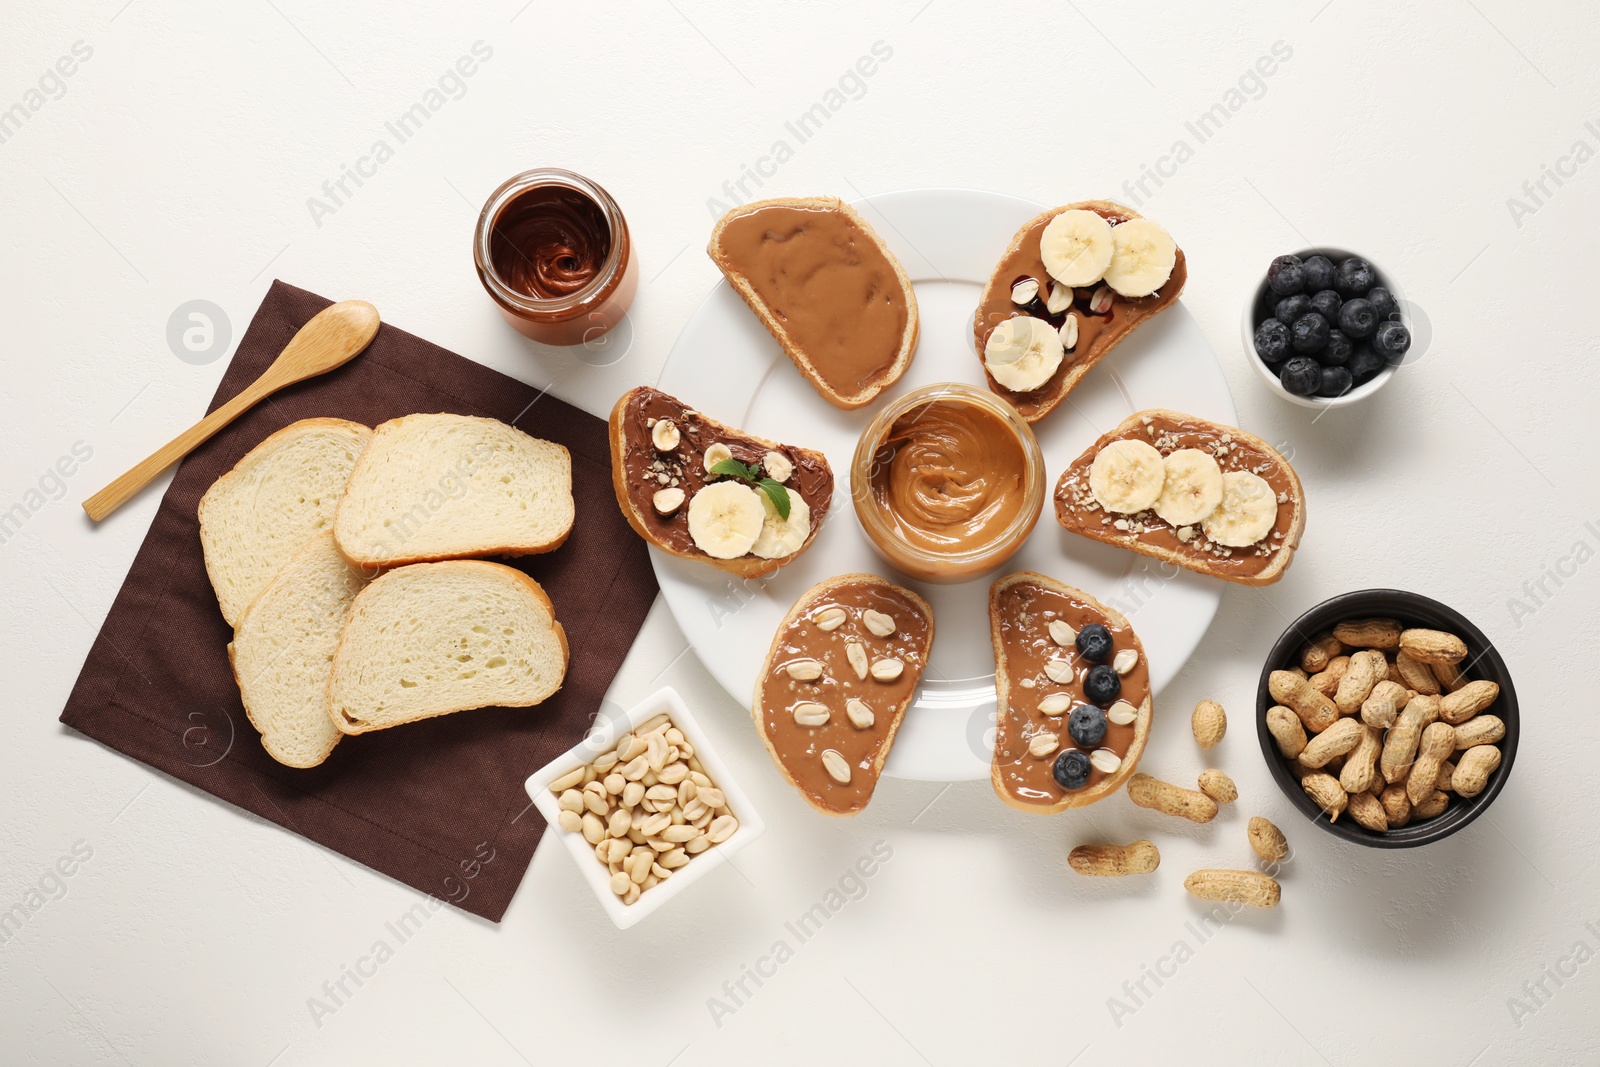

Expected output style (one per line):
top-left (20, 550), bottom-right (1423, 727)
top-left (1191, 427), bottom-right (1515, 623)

top-left (869, 398), bottom-right (1027, 553)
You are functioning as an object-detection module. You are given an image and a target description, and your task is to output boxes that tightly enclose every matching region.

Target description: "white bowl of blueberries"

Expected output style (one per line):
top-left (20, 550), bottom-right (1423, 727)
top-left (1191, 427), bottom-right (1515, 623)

top-left (1242, 249), bottom-right (1412, 408)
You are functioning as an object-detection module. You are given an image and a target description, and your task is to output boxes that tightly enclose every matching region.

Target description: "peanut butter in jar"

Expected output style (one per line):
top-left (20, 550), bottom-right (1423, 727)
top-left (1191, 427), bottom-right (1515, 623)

top-left (852, 382), bottom-right (1045, 583)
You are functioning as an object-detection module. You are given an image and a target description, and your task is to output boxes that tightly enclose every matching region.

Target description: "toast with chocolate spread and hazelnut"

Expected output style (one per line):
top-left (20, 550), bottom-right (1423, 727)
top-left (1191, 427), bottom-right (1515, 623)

top-left (752, 574), bottom-right (934, 816)
top-left (989, 572), bottom-right (1153, 813)
top-left (1053, 409), bottom-right (1305, 587)
top-left (607, 386), bottom-right (833, 578)
top-left (974, 200), bottom-right (1185, 423)
top-left (708, 197), bottom-right (919, 410)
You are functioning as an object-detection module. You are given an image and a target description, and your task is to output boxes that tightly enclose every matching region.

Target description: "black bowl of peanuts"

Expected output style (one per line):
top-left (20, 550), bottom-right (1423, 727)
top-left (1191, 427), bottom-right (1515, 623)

top-left (1254, 589), bottom-right (1519, 847)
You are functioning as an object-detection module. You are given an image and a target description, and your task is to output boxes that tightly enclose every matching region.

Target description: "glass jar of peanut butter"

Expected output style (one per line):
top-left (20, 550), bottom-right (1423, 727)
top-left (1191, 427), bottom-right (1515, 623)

top-left (472, 168), bottom-right (637, 346)
top-left (852, 382), bottom-right (1045, 583)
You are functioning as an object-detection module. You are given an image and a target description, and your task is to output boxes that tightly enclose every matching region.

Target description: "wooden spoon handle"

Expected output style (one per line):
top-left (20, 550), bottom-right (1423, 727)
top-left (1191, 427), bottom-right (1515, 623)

top-left (82, 382), bottom-right (271, 522)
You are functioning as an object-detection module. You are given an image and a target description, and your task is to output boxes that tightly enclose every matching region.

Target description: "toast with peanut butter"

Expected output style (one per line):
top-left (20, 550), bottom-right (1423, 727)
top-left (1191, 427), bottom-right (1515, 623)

top-left (708, 197), bottom-right (919, 410)
top-left (974, 200), bottom-right (1185, 423)
top-left (752, 574), bottom-right (934, 816)
top-left (989, 572), bottom-right (1152, 813)
top-left (1053, 409), bottom-right (1305, 587)
top-left (607, 386), bottom-right (834, 579)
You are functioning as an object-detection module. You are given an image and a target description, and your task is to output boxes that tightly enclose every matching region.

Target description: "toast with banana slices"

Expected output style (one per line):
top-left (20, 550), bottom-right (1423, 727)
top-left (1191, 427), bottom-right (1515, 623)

top-left (1053, 409), bottom-right (1305, 586)
top-left (752, 574), bottom-right (934, 816)
top-left (608, 386), bottom-right (834, 578)
top-left (709, 196), bottom-right (919, 409)
top-left (989, 571), bottom-right (1153, 813)
top-left (974, 200), bottom-right (1185, 423)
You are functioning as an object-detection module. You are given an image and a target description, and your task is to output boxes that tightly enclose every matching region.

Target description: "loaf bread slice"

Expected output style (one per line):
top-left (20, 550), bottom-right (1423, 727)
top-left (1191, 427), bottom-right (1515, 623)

top-left (333, 414), bottom-right (573, 569)
top-left (1053, 409), bottom-right (1305, 587)
top-left (198, 417), bottom-right (371, 627)
top-left (751, 574), bottom-right (934, 816)
top-left (607, 386), bottom-right (833, 579)
top-left (973, 200), bottom-right (1186, 424)
top-left (708, 196), bottom-right (919, 409)
top-left (989, 572), bottom-right (1153, 813)
top-left (327, 560), bottom-right (568, 735)
top-left (227, 532), bottom-right (366, 768)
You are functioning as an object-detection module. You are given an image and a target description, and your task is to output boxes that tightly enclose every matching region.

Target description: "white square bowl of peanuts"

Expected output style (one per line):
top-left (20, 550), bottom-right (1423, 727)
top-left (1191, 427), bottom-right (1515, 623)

top-left (525, 686), bottom-right (766, 929)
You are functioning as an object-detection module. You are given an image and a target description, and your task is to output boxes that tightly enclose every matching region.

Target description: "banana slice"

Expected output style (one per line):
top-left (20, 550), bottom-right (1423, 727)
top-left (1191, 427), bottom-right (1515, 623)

top-left (1153, 448), bottom-right (1224, 526)
top-left (1201, 470), bottom-right (1278, 547)
top-left (687, 481), bottom-right (766, 559)
top-left (1039, 209), bottom-right (1114, 287)
top-left (1088, 439), bottom-right (1165, 513)
top-left (984, 315), bottom-right (1064, 392)
top-left (1103, 219), bottom-right (1177, 298)
top-left (749, 487), bottom-right (811, 559)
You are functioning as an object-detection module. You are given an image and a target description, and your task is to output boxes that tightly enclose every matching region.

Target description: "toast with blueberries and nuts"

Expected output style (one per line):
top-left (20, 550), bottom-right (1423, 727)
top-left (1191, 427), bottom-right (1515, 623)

top-left (989, 571), bottom-right (1153, 813)
top-left (974, 200), bottom-right (1185, 423)
top-left (752, 574), bottom-right (934, 816)
top-left (1053, 409), bottom-right (1305, 587)
top-left (607, 386), bottom-right (834, 578)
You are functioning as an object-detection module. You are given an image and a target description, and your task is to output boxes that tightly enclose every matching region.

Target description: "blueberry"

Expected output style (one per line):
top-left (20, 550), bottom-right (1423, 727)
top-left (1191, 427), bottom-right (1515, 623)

top-left (1302, 254), bottom-right (1336, 292)
top-left (1290, 312), bottom-right (1329, 353)
top-left (1316, 366), bottom-right (1353, 398)
top-left (1274, 294), bottom-right (1311, 324)
top-left (1068, 704), bottom-right (1108, 748)
top-left (1280, 356), bottom-right (1321, 396)
top-left (1267, 254), bottom-right (1305, 296)
top-left (1337, 298), bottom-right (1377, 339)
top-left (1254, 318), bottom-right (1291, 363)
top-left (1335, 257), bottom-right (1376, 297)
top-left (1367, 286), bottom-right (1398, 321)
top-left (1371, 320), bottom-right (1411, 363)
top-left (1075, 623), bottom-right (1113, 663)
top-left (1084, 664), bottom-right (1121, 705)
top-left (1053, 749), bottom-right (1092, 791)
top-left (1309, 289), bottom-right (1342, 323)
top-left (1347, 346), bottom-right (1385, 384)
top-left (1319, 329), bottom-right (1353, 366)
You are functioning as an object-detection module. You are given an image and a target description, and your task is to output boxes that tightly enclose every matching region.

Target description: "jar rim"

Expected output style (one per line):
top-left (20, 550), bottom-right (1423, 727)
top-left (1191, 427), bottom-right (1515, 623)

top-left (473, 168), bottom-right (628, 317)
top-left (850, 381), bottom-right (1046, 569)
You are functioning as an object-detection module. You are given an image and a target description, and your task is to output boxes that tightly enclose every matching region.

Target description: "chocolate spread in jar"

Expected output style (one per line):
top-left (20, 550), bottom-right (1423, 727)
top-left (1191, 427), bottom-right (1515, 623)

top-left (973, 205), bottom-right (1187, 419)
top-left (490, 185), bottom-right (611, 300)
top-left (992, 579), bottom-right (1150, 806)
top-left (757, 581), bottom-right (933, 814)
top-left (617, 387), bottom-right (833, 557)
top-left (869, 397), bottom-right (1028, 554)
top-left (714, 205), bottom-right (909, 397)
top-left (1054, 412), bottom-right (1297, 580)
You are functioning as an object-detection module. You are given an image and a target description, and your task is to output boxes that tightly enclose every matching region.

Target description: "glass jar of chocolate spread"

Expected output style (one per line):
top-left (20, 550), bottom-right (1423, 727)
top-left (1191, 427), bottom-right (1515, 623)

top-left (473, 168), bottom-right (638, 346)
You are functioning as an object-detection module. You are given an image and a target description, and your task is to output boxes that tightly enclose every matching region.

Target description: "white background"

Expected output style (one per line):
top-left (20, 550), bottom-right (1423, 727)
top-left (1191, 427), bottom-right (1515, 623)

top-left (3, 2), bottom-right (1598, 1064)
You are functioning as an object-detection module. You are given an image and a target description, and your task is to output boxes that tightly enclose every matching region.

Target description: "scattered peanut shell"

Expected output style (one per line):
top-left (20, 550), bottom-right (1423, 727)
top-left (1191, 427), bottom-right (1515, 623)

top-left (1197, 769), bottom-right (1237, 804)
top-left (1128, 773), bottom-right (1218, 823)
top-left (1247, 817), bottom-right (1289, 863)
top-left (1184, 869), bottom-right (1280, 908)
top-left (1192, 699), bottom-right (1227, 749)
top-left (1068, 840), bottom-right (1160, 877)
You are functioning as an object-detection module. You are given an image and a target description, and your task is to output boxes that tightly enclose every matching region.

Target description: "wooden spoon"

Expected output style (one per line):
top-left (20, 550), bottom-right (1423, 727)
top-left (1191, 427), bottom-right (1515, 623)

top-left (82, 300), bottom-right (380, 522)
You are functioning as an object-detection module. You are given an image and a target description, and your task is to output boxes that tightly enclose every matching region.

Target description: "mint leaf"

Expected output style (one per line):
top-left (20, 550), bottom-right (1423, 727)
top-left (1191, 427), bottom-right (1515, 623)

top-left (758, 478), bottom-right (791, 520)
top-left (710, 458), bottom-right (757, 481)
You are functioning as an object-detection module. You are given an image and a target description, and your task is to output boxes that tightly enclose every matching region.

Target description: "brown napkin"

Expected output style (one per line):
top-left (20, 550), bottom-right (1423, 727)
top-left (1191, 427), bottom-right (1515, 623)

top-left (60, 280), bottom-right (657, 922)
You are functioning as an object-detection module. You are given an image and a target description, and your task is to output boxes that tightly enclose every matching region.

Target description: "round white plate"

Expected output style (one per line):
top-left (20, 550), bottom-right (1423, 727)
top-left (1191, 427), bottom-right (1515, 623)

top-left (654, 189), bottom-right (1236, 781)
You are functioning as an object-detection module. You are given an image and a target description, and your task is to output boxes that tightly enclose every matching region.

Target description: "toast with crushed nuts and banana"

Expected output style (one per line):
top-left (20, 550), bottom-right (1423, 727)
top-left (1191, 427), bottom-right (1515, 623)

top-left (989, 572), bottom-right (1153, 813)
top-left (974, 200), bottom-right (1185, 423)
top-left (607, 386), bottom-right (834, 578)
top-left (1053, 409), bottom-right (1305, 587)
top-left (708, 196), bottom-right (919, 410)
top-left (751, 574), bottom-right (934, 816)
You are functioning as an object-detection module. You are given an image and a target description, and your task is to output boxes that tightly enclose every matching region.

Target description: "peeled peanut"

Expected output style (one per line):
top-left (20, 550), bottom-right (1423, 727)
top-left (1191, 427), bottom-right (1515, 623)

top-left (1407, 722), bottom-right (1456, 805)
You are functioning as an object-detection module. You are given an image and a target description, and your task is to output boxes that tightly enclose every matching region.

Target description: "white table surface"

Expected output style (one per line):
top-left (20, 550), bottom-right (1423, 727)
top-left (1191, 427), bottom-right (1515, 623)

top-left (4, 3), bottom-right (1597, 1064)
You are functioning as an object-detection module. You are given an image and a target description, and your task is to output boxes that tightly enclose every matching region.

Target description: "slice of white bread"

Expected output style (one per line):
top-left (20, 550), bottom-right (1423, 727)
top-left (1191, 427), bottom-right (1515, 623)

top-left (199, 418), bottom-right (371, 627)
top-left (328, 560), bottom-right (568, 735)
top-left (227, 532), bottom-right (366, 768)
top-left (708, 196), bottom-right (920, 410)
top-left (333, 414), bottom-right (574, 569)
top-left (1053, 409), bottom-right (1305, 587)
